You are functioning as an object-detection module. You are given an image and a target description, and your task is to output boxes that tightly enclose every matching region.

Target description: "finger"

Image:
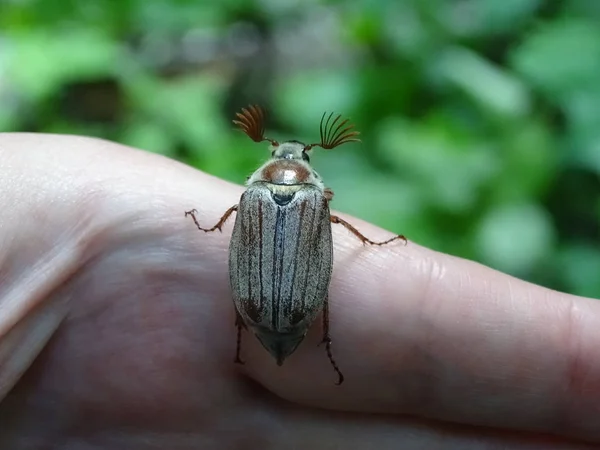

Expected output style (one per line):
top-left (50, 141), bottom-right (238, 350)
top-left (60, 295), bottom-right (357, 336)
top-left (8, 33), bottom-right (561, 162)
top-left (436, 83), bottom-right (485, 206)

top-left (276, 407), bottom-right (596, 450)
top-left (239, 211), bottom-right (600, 442)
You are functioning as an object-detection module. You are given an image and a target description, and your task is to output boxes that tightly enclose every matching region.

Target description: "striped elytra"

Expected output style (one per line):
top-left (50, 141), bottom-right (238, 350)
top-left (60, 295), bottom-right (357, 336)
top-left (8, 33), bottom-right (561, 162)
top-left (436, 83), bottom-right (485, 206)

top-left (185, 105), bottom-right (407, 385)
top-left (230, 183), bottom-right (332, 367)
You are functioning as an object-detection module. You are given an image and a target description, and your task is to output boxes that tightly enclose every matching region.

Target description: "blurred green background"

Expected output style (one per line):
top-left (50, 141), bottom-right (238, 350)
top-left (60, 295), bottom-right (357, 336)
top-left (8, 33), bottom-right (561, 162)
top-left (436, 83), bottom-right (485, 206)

top-left (0, 0), bottom-right (598, 297)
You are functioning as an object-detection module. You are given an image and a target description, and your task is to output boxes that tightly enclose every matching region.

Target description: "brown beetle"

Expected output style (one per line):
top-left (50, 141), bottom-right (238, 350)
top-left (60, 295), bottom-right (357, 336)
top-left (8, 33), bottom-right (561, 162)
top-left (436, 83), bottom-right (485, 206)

top-left (186, 105), bottom-right (406, 384)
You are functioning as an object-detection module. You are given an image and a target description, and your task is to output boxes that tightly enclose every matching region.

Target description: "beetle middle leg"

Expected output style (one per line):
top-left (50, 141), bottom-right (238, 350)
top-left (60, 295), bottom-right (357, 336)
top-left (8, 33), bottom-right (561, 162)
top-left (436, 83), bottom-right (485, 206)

top-left (318, 296), bottom-right (344, 385)
top-left (330, 215), bottom-right (407, 246)
top-left (185, 205), bottom-right (238, 232)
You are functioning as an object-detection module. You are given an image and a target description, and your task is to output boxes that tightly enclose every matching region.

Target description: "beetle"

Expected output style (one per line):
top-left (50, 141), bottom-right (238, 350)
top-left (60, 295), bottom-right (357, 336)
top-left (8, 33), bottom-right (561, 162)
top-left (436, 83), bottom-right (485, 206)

top-left (185, 105), bottom-right (406, 384)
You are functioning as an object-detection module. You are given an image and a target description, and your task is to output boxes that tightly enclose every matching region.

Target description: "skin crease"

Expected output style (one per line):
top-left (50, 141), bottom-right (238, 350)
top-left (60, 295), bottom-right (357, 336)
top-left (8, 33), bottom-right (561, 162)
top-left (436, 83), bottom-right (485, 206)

top-left (0, 134), bottom-right (599, 449)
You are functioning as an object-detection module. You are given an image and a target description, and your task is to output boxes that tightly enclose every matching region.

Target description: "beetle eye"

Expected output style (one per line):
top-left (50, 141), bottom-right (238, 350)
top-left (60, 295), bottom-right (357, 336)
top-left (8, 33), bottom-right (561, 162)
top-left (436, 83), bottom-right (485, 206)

top-left (302, 151), bottom-right (310, 162)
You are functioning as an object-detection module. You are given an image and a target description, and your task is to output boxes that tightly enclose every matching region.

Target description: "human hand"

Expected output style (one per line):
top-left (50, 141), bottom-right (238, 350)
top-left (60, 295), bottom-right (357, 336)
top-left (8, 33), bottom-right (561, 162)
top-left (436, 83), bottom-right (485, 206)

top-left (0, 133), bottom-right (598, 449)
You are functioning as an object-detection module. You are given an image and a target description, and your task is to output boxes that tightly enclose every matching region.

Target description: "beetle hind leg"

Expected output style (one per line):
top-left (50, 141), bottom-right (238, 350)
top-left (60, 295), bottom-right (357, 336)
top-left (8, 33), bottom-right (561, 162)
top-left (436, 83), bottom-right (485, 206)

top-left (330, 215), bottom-right (407, 246)
top-left (318, 296), bottom-right (344, 385)
top-left (234, 324), bottom-right (244, 365)
top-left (185, 205), bottom-right (238, 233)
top-left (234, 310), bottom-right (246, 365)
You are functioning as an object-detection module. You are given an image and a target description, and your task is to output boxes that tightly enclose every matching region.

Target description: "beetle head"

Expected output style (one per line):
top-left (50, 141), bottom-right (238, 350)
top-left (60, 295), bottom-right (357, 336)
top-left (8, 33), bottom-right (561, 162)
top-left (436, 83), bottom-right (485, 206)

top-left (233, 105), bottom-right (361, 162)
top-left (270, 140), bottom-right (310, 162)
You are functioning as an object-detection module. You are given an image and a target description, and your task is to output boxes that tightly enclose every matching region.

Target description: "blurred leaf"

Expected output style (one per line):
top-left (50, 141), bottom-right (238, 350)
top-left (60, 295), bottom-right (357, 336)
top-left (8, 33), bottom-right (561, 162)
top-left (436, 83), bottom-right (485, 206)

top-left (7, 28), bottom-right (119, 100)
top-left (381, 2), bottom-right (433, 58)
top-left (347, 8), bottom-right (383, 45)
top-left (491, 119), bottom-right (557, 203)
top-left (126, 72), bottom-right (228, 151)
top-left (563, 87), bottom-right (600, 174)
top-left (316, 149), bottom-right (422, 233)
top-left (558, 244), bottom-right (600, 298)
top-left (378, 115), bottom-right (499, 213)
top-left (475, 203), bottom-right (556, 275)
top-left (442, 0), bottom-right (542, 37)
top-left (132, 1), bottom-right (225, 32)
top-left (121, 119), bottom-right (176, 156)
top-left (435, 46), bottom-right (531, 119)
top-left (565, 0), bottom-right (600, 20)
top-left (510, 18), bottom-right (600, 101)
top-left (275, 70), bottom-right (360, 134)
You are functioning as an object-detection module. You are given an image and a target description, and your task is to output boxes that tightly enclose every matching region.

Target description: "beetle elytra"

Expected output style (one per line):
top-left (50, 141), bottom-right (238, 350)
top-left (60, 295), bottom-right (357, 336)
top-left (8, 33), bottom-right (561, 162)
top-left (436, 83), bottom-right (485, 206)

top-left (185, 105), bottom-right (406, 385)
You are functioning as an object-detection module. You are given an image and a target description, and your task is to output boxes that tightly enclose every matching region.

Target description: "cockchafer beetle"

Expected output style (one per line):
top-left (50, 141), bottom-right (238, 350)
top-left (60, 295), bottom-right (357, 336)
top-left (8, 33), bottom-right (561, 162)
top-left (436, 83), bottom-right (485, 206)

top-left (185, 105), bottom-right (406, 385)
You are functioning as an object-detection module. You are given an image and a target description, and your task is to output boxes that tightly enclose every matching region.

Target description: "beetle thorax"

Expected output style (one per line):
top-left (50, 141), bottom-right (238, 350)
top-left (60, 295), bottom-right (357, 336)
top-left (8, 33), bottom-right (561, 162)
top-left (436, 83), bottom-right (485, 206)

top-left (246, 141), bottom-right (324, 190)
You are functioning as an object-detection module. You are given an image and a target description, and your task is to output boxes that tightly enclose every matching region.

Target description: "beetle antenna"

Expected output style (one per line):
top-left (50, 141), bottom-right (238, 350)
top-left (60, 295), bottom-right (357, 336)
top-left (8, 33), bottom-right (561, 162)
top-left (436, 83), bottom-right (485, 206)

top-left (233, 105), bottom-right (278, 146)
top-left (306, 112), bottom-right (361, 150)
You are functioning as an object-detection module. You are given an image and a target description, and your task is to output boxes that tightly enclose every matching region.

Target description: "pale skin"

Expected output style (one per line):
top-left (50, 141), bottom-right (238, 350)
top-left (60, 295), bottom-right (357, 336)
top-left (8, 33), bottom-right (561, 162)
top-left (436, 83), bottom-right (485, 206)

top-left (0, 134), bottom-right (599, 449)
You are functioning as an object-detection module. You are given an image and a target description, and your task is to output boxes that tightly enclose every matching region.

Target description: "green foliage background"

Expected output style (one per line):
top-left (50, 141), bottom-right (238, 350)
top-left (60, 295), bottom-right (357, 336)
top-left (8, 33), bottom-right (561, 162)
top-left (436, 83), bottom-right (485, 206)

top-left (1, 0), bottom-right (598, 297)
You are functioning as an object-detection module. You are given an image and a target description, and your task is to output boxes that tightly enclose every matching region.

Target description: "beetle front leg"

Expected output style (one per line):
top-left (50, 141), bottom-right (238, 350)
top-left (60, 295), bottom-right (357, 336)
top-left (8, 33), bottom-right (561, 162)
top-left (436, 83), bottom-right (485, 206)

top-left (185, 205), bottom-right (238, 233)
top-left (319, 296), bottom-right (344, 385)
top-left (330, 215), bottom-right (407, 246)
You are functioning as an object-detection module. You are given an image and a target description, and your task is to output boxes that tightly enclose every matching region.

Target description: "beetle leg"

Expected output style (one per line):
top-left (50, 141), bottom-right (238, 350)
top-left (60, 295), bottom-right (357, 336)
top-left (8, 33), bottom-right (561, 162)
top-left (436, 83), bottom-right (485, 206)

top-left (185, 205), bottom-right (238, 233)
top-left (318, 296), bottom-right (344, 385)
top-left (324, 187), bottom-right (334, 202)
top-left (234, 310), bottom-right (246, 365)
top-left (330, 215), bottom-right (407, 246)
